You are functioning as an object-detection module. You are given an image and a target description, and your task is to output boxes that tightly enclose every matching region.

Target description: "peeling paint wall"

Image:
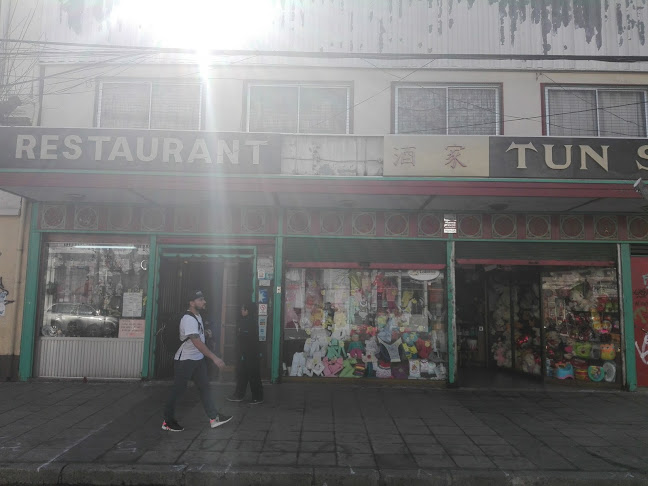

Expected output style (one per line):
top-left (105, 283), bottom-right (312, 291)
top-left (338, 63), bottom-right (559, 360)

top-left (39, 0), bottom-right (648, 57)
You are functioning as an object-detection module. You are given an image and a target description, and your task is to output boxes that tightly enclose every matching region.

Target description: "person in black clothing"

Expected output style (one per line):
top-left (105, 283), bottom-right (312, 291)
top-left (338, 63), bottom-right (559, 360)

top-left (227, 302), bottom-right (264, 404)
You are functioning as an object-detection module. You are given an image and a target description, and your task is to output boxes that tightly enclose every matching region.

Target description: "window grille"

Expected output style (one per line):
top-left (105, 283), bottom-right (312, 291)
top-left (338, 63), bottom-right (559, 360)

top-left (247, 84), bottom-right (350, 134)
top-left (546, 87), bottom-right (647, 137)
top-left (98, 82), bottom-right (202, 130)
top-left (395, 85), bottom-right (500, 135)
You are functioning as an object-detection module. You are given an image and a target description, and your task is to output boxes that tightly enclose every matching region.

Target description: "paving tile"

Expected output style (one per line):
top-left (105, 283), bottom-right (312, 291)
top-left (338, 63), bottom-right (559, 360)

top-left (403, 434), bottom-right (438, 445)
top-left (178, 450), bottom-right (221, 464)
top-left (451, 455), bottom-right (496, 469)
top-left (436, 435), bottom-right (473, 445)
top-left (336, 453), bottom-right (377, 468)
top-left (471, 435), bottom-right (509, 446)
top-left (298, 452), bottom-right (337, 466)
top-left (16, 448), bottom-right (63, 462)
top-left (374, 453), bottom-right (417, 469)
top-left (442, 444), bottom-right (484, 456)
top-left (263, 440), bottom-right (300, 452)
top-left (258, 451), bottom-right (298, 466)
top-left (479, 445), bottom-right (523, 456)
top-left (188, 439), bottom-right (229, 452)
top-left (99, 449), bottom-right (146, 463)
top-left (302, 431), bottom-right (334, 442)
top-left (55, 447), bottom-right (107, 463)
top-left (224, 440), bottom-right (264, 452)
top-left (300, 441), bottom-right (335, 453)
top-left (219, 451), bottom-right (259, 465)
top-left (335, 432), bottom-right (370, 442)
top-left (406, 444), bottom-right (446, 455)
top-left (137, 450), bottom-right (184, 464)
top-left (414, 454), bottom-right (456, 468)
top-left (491, 457), bottom-right (538, 470)
top-left (429, 426), bottom-right (464, 435)
top-left (336, 441), bottom-right (372, 454)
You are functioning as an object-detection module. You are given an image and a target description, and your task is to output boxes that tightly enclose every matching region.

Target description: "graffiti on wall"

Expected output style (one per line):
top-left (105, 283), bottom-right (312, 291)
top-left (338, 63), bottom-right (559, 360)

top-left (0, 277), bottom-right (15, 317)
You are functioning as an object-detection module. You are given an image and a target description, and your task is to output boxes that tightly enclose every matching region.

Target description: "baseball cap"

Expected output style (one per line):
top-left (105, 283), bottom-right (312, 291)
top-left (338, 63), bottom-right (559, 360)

top-left (187, 290), bottom-right (205, 302)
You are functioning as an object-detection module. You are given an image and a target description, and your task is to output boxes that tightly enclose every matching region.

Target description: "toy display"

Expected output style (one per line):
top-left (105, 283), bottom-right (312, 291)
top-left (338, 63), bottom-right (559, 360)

top-left (542, 268), bottom-right (621, 385)
top-left (283, 268), bottom-right (448, 381)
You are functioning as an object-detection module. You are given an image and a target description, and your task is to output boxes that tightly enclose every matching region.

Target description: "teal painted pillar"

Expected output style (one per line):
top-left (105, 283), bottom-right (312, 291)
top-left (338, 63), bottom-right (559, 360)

top-left (271, 211), bottom-right (284, 383)
top-left (18, 203), bottom-right (41, 381)
top-left (141, 235), bottom-right (157, 379)
top-left (446, 239), bottom-right (456, 385)
top-left (618, 243), bottom-right (637, 391)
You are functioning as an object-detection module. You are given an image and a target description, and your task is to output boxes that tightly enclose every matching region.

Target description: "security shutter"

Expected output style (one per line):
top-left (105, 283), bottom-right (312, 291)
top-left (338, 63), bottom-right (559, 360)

top-left (456, 242), bottom-right (616, 265)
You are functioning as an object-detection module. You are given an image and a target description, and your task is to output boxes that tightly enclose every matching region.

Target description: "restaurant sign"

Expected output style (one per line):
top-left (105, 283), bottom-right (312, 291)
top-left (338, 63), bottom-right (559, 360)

top-left (0, 127), bottom-right (281, 174)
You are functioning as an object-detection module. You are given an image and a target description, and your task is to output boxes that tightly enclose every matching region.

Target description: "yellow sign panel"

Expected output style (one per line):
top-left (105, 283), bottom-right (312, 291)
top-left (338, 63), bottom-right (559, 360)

top-left (383, 135), bottom-right (490, 177)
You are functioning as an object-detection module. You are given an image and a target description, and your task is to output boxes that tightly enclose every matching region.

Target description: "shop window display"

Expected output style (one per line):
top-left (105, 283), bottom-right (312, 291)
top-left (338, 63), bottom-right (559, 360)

top-left (284, 267), bottom-right (447, 380)
top-left (543, 268), bottom-right (620, 384)
top-left (39, 243), bottom-right (149, 338)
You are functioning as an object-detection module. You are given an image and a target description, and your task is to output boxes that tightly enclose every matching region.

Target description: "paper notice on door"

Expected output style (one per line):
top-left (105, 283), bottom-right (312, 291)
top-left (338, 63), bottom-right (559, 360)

top-left (122, 292), bottom-right (143, 317)
top-left (118, 319), bottom-right (145, 338)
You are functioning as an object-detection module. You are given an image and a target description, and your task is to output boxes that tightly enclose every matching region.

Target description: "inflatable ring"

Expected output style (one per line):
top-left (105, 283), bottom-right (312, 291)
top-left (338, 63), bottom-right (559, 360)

top-left (587, 365), bottom-right (605, 382)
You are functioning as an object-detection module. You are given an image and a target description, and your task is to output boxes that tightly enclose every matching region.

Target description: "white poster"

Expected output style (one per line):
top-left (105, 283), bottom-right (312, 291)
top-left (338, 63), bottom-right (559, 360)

top-left (122, 291), bottom-right (143, 317)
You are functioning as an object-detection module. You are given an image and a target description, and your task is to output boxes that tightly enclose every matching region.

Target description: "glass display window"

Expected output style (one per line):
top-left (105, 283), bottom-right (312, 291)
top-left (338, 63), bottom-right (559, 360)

top-left (542, 267), bottom-right (620, 385)
top-left (39, 242), bottom-right (150, 339)
top-left (283, 267), bottom-right (447, 381)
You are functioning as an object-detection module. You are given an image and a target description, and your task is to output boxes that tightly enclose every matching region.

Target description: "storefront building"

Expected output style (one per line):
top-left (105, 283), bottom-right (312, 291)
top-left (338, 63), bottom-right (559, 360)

top-left (0, 126), bottom-right (644, 390)
top-left (1, 0), bottom-right (647, 389)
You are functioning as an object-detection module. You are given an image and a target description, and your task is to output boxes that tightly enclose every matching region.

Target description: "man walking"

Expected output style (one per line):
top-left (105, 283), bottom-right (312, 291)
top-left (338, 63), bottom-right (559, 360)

top-left (162, 290), bottom-right (232, 432)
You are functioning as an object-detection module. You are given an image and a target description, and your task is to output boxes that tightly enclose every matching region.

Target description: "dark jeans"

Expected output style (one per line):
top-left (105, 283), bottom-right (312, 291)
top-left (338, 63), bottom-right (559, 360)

top-left (163, 358), bottom-right (219, 421)
top-left (234, 356), bottom-right (263, 400)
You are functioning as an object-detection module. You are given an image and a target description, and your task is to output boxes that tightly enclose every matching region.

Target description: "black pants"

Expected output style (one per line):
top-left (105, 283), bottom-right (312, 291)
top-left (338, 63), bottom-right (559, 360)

top-left (234, 356), bottom-right (263, 400)
top-left (163, 358), bottom-right (219, 421)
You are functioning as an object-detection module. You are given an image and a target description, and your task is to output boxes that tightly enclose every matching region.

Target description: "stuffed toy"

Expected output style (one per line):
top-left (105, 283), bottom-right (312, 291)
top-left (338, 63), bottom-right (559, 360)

top-left (434, 363), bottom-right (447, 380)
top-left (312, 352), bottom-right (325, 376)
top-left (347, 332), bottom-right (364, 359)
top-left (339, 358), bottom-right (357, 378)
top-left (378, 336), bottom-right (403, 362)
top-left (326, 338), bottom-right (346, 360)
top-left (376, 360), bottom-right (392, 378)
top-left (416, 338), bottom-right (432, 360)
top-left (322, 357), bottom-right (343, 376)
top-left (408, 359), bottom-right (421, 379)
top-left (363, 337), bottom-right (379, 369)
top-left (290, 352), bottom-right (306, 376)
top-left (600, 344), bottom-right (616, 360)
top-left (402, 332), bottom-right (418, 358)
top-left (392, 362), bottom-right (409, 379)
top-left (420, 359), bottom-right (430, 375)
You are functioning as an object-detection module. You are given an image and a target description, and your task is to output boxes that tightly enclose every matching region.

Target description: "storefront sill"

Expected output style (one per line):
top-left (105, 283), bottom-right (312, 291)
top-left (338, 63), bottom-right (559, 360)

top-left (543, 378), bottom-right (622, 390)
top-left (281, 376), bottom-right (448, 387)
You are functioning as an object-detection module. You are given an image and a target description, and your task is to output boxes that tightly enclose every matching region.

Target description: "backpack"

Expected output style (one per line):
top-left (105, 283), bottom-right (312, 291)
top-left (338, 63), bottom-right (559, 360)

top-left (160, 311), bottom-right (202, 358)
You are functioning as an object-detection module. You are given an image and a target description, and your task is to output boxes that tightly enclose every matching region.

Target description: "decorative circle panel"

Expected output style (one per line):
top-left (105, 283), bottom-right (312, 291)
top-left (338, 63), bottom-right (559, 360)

top-left (385, 212), bottom-right (409, 237)
top-left (628, 216), bottom-right (648, 240)
top-left (560, 215), bottom-right (585, 239)
top-left (352, 212), bottom-right (376, 236)
top-left (458, 215), bottom-right (482, 238)
top-left (526, 215), bottom-right (551, 239)
top-left (492, 214), bottom-right (517, 239)
top-left (241, 208), bottom-right (267, 233)
top-left (108, 207), bottom-right (133, 231)
top-left (140, 207), bottom-right (166, 232)
top-left (287, 210), bottom-right (311, 234)
top-left (320, 211), bottom-right (344, 235)
top-left (41, 205), bottom-right (66, 230)
top-left (74, 206), bottom-right (98, 230)
top-left (174, 208), bottom-right (198, 233)
top-left (418, 213), bottom-right (442, 237)
top-left (594, 216), bottom-right (618, 239)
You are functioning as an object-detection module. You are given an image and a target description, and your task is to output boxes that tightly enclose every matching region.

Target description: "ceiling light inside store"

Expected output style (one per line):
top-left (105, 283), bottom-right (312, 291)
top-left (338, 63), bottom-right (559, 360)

top-left (73, 245), bottom-right (137, 250)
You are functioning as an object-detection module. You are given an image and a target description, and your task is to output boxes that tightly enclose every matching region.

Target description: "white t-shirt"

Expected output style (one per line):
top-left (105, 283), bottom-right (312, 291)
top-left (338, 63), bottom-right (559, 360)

top-left (174, 313), bottom-right (205, 361)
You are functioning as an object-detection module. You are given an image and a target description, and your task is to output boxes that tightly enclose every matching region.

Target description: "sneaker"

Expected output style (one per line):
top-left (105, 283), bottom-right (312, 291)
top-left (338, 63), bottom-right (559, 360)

top-left (250, 399), bottom-right (264, 405)
top-left (226, 395), bottom-right (244, 402)
top-left (161, 419), bottom-right (184, 432)
top-left (209, 414), bottom-right (233, 428)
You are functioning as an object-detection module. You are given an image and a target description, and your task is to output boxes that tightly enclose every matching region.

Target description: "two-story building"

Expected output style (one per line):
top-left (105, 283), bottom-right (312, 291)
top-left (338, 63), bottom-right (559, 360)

top-left (1, 0), bottom-right (647, 390)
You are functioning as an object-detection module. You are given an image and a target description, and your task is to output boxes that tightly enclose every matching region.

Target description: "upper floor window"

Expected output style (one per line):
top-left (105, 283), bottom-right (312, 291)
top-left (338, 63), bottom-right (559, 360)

top-left (394, 84), bottom-right (501, 135)
top-left (97, 82), bottom-right (202, 130)
top-left (246, 83), bottom-right (351, 134)
top-left (545, 86), bottom-right (648, 137)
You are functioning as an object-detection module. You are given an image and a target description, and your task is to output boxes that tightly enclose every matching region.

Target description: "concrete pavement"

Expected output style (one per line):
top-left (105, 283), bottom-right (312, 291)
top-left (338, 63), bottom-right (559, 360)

top-left (0, 380), bottom-right (648, 485)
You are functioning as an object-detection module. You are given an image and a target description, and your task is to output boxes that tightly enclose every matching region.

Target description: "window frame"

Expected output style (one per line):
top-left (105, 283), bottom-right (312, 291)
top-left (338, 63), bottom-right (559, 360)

top-left (244, 81), bottom-right (353, 134)
top-left (392, 82), bottom-right (503, 135)
top-left (95, 79), bottom-right (205, 130)
top-left (543, 84), bottom-right (648, 137)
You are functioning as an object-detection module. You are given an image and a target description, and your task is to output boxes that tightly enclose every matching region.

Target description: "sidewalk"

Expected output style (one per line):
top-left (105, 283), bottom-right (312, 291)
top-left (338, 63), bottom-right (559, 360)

top-left (1, 380), bottom-right (647, 485)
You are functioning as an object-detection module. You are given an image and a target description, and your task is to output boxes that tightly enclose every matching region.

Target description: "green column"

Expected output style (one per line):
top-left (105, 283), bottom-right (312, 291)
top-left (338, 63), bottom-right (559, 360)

top-left (446, 239), bottom-right (456, 385)
top-left (18, 203), bottom-right (41, 381)
top-left (141, 235), bottom-right (157, 379)
top-left (618, 243), bottom-right (637, 391)
top-left (271, 211), bottom-right (284, 383)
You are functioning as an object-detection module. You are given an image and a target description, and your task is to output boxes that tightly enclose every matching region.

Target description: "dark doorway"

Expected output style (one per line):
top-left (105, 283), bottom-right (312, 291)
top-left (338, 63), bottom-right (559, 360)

top-left (154, 255), bottom-right (253, 379)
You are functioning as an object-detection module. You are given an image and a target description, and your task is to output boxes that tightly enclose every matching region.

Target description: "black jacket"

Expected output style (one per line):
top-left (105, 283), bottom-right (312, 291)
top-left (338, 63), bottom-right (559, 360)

top-left (236, 313), bottom-right (259, 360)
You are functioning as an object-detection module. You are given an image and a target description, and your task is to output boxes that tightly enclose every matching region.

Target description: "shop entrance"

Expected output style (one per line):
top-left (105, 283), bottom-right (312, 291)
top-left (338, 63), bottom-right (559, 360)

top-left (154, 253), bottom-right (253, 380)
top-left (456, 265), bottom-right (543, 387)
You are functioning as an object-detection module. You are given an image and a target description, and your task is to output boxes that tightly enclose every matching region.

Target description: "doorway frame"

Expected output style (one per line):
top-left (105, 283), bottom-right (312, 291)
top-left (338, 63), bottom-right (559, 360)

top-left (147, 244), bottom-right (257, 379)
